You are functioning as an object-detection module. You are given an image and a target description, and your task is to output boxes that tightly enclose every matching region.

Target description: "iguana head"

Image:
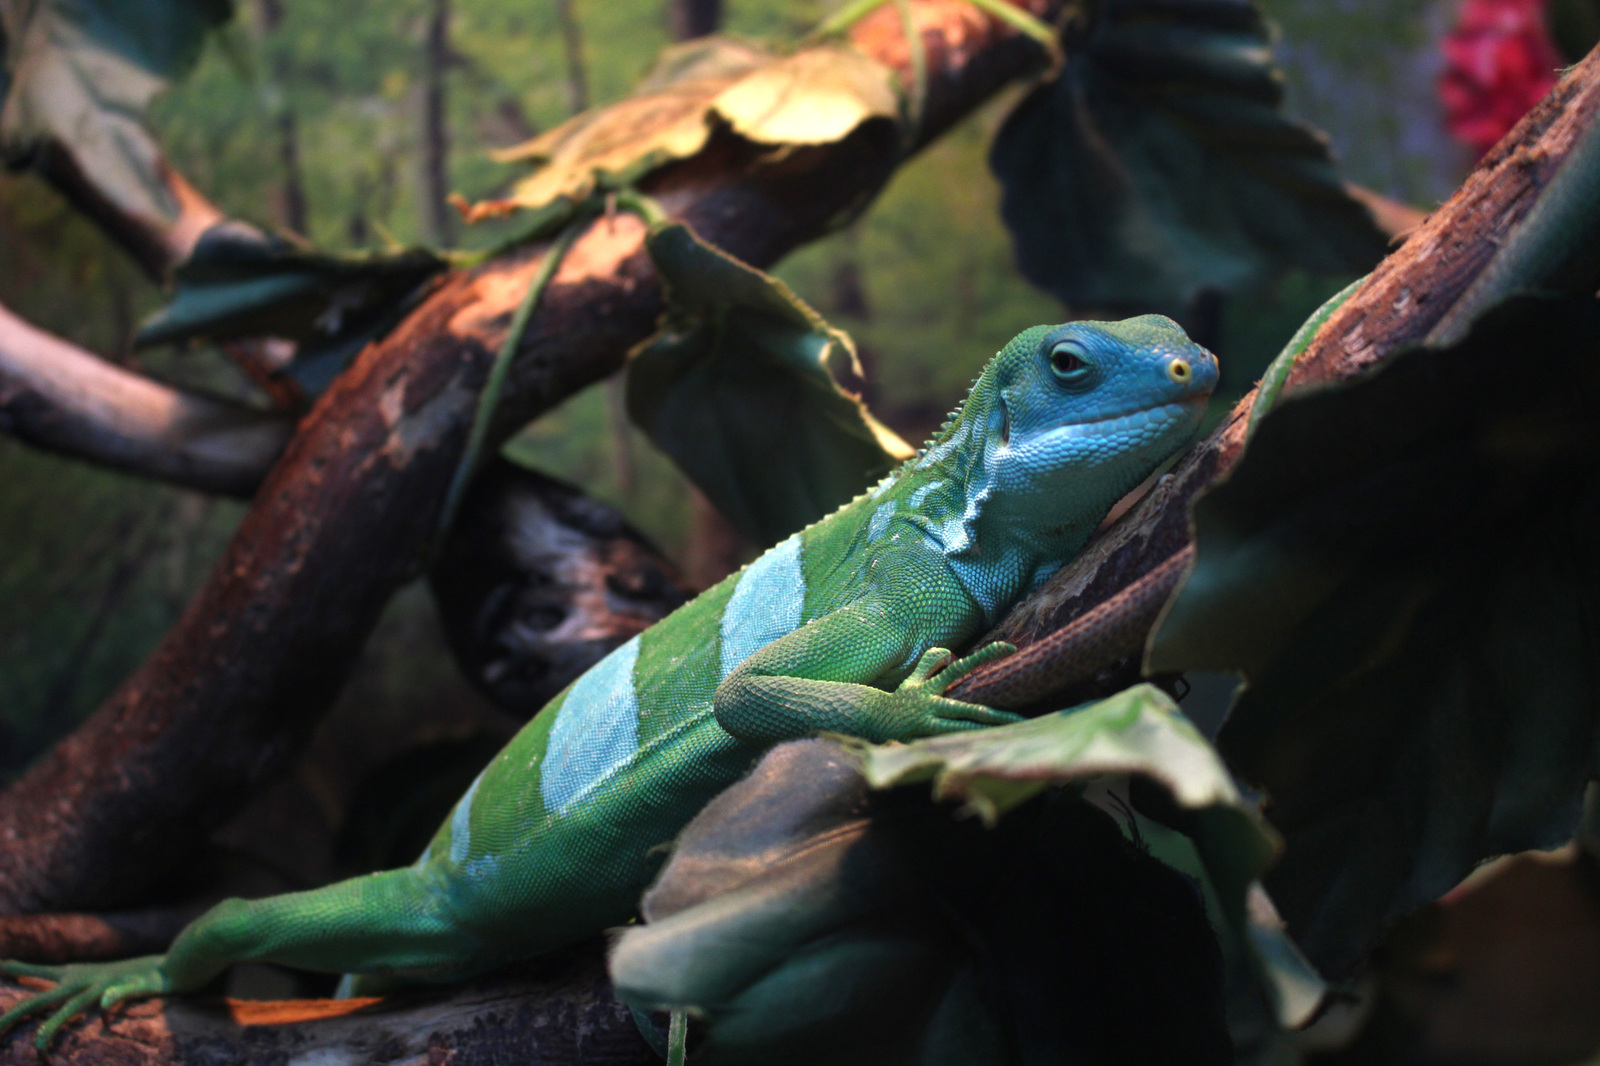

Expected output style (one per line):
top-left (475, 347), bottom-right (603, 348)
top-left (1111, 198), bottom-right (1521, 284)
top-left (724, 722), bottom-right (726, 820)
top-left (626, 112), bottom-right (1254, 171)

top-left (991, 313), bottom-right (1215, 524)
top-left (918, 315), bottom-right (1216, 561)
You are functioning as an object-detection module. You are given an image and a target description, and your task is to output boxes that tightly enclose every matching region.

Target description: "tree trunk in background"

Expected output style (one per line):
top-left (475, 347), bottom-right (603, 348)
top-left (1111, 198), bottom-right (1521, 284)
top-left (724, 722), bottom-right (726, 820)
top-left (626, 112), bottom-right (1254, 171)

top-left (255, 0), bottom-right (308, 237)
top-left (274, 111), bottom-right (309, 237)
top-left (553, 0), bottom-right (590, 115)
top-left (421, 0), bottom-right (454, 247)
top-left (667, 0), bottom-right (723, 40)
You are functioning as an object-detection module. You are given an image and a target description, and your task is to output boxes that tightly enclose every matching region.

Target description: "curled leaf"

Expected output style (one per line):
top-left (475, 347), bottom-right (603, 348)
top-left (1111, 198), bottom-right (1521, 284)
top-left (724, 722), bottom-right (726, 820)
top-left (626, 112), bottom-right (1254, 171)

top-left (612, 685), bottom-right (1321, 1064)
top-left (486, 37), bottom-right (896, 219)
top-left (137, 223), bottom-right (445, 393)
top-left (1149, 294), bottom-right (1600, 977)
top-left (627, 222), bottom-right (911, 547)
top-left (0, 0), bottom-right (232, 235)
top-left (711, 43), bottom-right (897, 146)
top-left (989, 0), bottom-right (1387, 313)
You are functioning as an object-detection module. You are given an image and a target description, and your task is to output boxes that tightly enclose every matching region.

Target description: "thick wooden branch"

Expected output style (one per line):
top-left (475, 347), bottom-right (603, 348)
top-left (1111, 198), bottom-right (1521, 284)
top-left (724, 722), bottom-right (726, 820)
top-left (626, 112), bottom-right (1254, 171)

top-left (953, 42), bottom-right (1600, 709)
top-left (0, 944), bottom-right (656, 1065)
top-left (0, 1), bottom-right (1067, 914)
top-left (0, 302), bottom-right (292, 496)
top-left (431, 458), bottom-right (696, 715)
top-left (0, 909), bottom-right (193, 966)
top-left (30, 142), bottom-right (224, 281)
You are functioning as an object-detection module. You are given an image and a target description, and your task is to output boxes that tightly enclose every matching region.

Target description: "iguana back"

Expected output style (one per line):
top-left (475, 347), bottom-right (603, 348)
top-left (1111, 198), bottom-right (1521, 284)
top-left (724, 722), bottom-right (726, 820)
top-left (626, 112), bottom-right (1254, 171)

top-left (419, 313), bottom-right (1218, 964)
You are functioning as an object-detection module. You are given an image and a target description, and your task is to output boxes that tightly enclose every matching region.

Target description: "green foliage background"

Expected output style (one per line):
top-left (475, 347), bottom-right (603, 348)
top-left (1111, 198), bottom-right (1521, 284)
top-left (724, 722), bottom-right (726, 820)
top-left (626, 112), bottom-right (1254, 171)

top-left (0, 0), bottom-right (1466, 779)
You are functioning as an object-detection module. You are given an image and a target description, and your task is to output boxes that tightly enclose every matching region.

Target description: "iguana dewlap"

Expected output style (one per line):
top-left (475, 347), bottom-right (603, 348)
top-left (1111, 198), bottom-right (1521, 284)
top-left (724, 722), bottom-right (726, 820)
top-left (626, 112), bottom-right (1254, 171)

top-left (0, 316), bottom-right (1216, 1047)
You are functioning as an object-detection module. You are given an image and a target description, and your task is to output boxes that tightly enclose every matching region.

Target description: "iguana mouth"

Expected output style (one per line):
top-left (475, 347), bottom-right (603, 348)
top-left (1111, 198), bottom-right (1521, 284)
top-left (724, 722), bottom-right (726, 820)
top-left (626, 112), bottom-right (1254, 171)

top-left (1053, 397), bottom-right (1207, 437)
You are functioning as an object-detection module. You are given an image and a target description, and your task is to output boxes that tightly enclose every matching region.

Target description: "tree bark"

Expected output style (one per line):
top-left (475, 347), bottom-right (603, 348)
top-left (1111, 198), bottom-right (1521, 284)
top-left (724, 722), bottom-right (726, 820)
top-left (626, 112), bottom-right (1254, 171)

top-left (30, 147), bottom-right (223, 282)
top-left (0, 0), bottom-right (1066, 915)
top-left (0, 944), bottom-right (657, 1065)
top-left (0, 910), bottom-right (194, 966)
top-left (430, 459), bottom-right (695, 716)
top-left (667, 0), bottom-right (723, 41)
top-left (421, 0), bottom-right (455, 247)
top-left (554, 0), bottom-right (591, 115)
top-left (0, 302), bottom-right (293, 497)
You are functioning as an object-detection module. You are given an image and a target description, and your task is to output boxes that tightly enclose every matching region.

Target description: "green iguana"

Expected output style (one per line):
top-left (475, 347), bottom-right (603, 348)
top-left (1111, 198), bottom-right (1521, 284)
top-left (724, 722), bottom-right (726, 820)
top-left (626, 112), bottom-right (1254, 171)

top-left (0, 316), bottom-right (1217, 1048)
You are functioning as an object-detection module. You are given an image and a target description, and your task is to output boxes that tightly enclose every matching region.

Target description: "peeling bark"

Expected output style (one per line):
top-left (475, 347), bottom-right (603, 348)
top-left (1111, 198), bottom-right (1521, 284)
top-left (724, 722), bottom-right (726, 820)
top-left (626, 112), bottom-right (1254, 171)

top-left (29, 145), bottom-right (224, 282)
top-left (430, 459), bottom-right (695, 716)
top-left (0, 909), bottom-right (195, 967)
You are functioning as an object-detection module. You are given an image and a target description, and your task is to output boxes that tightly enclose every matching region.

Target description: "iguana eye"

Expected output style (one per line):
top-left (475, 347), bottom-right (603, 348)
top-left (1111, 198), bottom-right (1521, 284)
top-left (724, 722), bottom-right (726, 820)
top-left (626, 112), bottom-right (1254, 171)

top-left (1049, 342), bottom-right (1092, 385)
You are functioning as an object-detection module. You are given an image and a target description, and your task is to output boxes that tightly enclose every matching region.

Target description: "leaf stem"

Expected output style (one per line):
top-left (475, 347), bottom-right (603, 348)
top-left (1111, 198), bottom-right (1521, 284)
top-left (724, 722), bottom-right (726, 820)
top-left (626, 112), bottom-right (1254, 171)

top-left (437, 218), bottom-right (589, 537)
top-left (1246, 275), bottom-right (1366, 440)
top-left (809, 0), bottom-right (891, 39)
top-left (667, 1010), bottom-right (687, 1066)
top-left (894, 0), bottom-right (928, 146)
top-left (611, 188), bottom-right (669, 229)
top-left (962, 0), bottom-right (1064, 64)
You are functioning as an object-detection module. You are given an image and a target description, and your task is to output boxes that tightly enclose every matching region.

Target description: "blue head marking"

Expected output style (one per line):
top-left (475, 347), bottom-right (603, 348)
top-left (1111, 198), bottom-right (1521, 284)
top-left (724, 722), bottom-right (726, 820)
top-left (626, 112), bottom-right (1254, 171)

top-left (900, 315), bottom-right (1216, 612)
top-left (984, 314), bottom-right (1215, 496)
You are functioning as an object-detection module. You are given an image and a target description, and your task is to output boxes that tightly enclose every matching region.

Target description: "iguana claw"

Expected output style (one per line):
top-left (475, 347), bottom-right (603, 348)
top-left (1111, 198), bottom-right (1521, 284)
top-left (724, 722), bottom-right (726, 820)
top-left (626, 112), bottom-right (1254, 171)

top-left (0, 956), bottom-right (168, 1049)
top-left (896, 643), bottom-right (1023, 735)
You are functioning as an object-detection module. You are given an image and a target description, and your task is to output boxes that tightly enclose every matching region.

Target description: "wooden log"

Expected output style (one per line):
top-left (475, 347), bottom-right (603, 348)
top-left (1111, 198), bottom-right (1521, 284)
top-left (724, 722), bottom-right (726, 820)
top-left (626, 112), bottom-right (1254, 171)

top-left (0, 944), bottom-right (658, 1065)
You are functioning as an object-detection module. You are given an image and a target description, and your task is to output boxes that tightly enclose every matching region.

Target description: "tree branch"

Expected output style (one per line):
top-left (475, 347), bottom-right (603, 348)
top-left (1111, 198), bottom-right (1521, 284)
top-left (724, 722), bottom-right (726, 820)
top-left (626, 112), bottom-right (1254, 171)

top-left (0, 302), bottom-right (292, 496)
top-left (952, 42), bottom-right (1600, 708)
top-left (0, 943), bottom-right (656, 1065)
top-left (430, 459), bottom-right (695, 715)
top-left (0, 0), bottom-right (1068, 914)
top-left (31, 143), bottom-right (225, 282)
top-left (0, 909), bottom-right (193, 966)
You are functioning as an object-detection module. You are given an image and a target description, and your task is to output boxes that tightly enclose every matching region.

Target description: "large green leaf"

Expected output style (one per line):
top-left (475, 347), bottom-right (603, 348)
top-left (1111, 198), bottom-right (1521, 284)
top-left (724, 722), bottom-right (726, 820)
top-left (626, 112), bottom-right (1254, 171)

top-left (989, 0), bottom-right (1387, 314)
top-left (627, 222), bottom-right (911, 547)
top-left (0, 0), bottom-right (231, 227)
top-left (1148, 295), bottom-right (1600, 978)
top-left (612, 685), bottom-right (1320, 1064)
top-left (481, 37), bottom-right (896, 221)
top-left (136, 224), bottom-right (446, 393)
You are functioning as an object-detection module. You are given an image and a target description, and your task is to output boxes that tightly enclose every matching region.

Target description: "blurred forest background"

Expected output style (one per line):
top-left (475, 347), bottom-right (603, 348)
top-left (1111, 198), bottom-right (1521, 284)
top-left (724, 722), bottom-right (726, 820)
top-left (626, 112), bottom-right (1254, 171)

top-left (0, 0), bottom-right (1473, 915)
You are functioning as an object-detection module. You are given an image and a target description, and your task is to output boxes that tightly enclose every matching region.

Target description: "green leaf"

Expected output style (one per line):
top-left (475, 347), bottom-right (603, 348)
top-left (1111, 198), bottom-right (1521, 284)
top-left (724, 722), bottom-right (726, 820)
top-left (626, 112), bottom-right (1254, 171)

top-left (627, 222), bottom-right (911, 547)
top-left (0, 0), bottom-right (231, 226)
top-left (1148, 294), bottom-right (1600, 978)
top-left (612, 686), bottom-right (1320, 1064)
top-left (989, 0), bottom-right (1387, 314)
top-left (136, 223), bottom-right (446, 393)
top-left (487, 37), bottom-right (895, 219)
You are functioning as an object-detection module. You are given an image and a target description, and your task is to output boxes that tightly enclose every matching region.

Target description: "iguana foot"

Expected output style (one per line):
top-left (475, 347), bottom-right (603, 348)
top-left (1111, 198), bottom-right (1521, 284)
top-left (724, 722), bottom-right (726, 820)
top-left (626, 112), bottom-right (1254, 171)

top-left (0, 956), bottom-right (169, 1049)
top-left (893, 643), bottom-right (1023, 737)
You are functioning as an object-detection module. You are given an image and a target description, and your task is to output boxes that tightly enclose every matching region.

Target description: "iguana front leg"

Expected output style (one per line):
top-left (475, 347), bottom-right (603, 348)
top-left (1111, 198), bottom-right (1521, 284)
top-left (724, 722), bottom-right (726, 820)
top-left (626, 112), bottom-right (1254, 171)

top-left (714, 600), bottom-right (1021, 745)
top-left (0, 866), bottom-right (481, 1049)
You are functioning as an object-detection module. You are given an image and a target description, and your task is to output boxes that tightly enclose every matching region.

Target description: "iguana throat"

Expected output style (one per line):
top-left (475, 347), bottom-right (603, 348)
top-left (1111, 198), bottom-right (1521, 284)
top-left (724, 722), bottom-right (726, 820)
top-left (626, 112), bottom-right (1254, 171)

top-left (897, 314), bottom-right (1217, 618)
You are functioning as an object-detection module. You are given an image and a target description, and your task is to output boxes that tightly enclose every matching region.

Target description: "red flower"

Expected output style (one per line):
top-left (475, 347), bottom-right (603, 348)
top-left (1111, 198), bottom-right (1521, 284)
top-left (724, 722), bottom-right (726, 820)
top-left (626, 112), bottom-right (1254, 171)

top-left (1439, 0), bottom-right (1563, 154)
